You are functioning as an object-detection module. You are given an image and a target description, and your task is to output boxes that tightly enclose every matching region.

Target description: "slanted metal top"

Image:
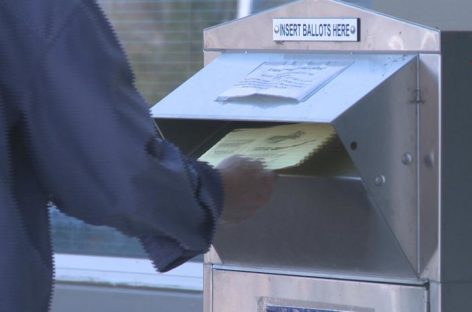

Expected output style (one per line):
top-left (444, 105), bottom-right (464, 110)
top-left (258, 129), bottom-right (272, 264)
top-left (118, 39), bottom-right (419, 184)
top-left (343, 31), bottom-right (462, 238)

top-left (204, 0), bottom-right (442, 53)
top-left (151, 53), bottom-right (415, 122)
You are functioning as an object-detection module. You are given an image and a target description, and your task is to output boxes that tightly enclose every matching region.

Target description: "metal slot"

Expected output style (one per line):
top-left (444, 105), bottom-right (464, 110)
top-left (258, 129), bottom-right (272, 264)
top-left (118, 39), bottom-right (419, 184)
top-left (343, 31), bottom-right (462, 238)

top-left (156, 119), bottom-right (358, 178)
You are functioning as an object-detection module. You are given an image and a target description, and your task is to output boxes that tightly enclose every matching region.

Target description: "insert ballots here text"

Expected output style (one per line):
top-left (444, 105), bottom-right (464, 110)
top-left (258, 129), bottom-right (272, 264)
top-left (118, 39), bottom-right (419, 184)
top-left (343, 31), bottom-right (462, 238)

top-left (273, 18), bottom-right (360, 42)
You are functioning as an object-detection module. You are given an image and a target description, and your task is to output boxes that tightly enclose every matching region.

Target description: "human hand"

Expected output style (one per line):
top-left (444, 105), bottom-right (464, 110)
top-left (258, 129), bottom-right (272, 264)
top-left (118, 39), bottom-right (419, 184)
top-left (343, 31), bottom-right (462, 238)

top-left (216, 155), bottom-right (277, 224)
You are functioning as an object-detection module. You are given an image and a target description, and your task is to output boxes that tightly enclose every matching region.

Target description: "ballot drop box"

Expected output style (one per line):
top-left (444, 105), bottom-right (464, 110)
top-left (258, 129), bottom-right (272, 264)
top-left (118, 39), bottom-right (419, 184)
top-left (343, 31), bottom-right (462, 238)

top-left (151, 0), bottom-right (472, 311)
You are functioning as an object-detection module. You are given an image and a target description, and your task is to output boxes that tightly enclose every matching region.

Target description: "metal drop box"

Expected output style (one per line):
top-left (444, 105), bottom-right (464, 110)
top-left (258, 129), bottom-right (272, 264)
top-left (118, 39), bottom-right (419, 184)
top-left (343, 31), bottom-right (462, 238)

top-left (151, 0), bottom-right (472, 311)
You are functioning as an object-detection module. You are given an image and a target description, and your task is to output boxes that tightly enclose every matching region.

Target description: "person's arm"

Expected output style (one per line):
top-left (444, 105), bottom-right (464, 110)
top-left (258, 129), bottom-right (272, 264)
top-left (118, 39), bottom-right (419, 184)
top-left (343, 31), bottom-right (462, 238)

top-left (24, 0), bottom-right (221, 271)
top-left (24, 0), bottom-right (275, 272)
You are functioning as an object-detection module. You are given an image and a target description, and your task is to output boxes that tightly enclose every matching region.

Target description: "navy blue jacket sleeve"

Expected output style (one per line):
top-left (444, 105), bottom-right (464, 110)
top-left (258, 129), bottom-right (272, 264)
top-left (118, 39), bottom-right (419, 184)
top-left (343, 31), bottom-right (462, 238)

top-left (24, 0), bottom-right (223, 272)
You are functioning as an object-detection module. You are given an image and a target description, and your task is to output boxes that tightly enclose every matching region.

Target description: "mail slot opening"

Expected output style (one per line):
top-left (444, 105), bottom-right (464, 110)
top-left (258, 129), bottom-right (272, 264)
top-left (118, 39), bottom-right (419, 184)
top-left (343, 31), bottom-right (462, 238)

top-left (156, 118), bottom-right (358, 178)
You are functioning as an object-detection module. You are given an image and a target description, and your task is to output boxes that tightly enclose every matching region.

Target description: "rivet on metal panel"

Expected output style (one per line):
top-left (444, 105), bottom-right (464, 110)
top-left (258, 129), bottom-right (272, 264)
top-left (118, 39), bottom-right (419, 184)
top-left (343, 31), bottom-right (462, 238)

top-left (374, 175), bottom-right (386, 186)
top-left (401, 153), bottom-right (413, 165)
top-left (424, 152), bottom-right (435, 168)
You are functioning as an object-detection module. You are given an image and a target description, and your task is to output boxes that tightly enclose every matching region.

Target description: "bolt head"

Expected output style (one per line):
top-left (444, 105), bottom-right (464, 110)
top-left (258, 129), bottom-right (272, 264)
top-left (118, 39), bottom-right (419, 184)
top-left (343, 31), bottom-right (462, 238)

top-left (374, 175), bottom-right (386, 186)
top-left (402, 153), bottom-right (413, 165)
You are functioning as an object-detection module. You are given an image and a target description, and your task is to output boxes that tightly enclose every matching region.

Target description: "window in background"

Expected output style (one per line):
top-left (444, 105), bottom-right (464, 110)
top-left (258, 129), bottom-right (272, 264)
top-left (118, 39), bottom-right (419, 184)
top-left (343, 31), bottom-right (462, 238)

top-left (100, 0), bottom-right (237, 104)
top-left (51, 0), bottom-right (293, 259)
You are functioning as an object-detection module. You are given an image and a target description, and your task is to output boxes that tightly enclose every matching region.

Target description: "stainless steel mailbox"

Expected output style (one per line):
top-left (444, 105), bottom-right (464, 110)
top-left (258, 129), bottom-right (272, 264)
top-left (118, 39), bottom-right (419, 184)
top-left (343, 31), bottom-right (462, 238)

top-left (151, 1), bottom-right (472, 311)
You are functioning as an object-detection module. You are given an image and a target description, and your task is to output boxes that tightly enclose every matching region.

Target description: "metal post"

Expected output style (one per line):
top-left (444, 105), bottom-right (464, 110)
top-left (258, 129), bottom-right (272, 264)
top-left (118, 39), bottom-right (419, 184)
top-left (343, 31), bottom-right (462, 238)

top-left (237, 0), bottom-right (253, 18)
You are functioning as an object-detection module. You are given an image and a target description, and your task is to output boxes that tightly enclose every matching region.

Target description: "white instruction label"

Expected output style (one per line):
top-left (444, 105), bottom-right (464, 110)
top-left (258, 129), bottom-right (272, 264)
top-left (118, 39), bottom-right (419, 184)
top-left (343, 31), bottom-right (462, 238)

top-left (217, 61), bottom-right (350, 102)
top-left (273, 18), bottom-right (360, 42)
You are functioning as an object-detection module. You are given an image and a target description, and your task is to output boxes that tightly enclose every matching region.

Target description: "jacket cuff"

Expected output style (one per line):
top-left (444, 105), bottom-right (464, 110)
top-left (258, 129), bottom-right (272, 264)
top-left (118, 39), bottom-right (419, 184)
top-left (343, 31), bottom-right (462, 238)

top-left (140, 235), bottom-right (198, 272)
top-left (189, 160), bottom-right (224, 222)
top-left (140, 152), bottom-right (224, 272)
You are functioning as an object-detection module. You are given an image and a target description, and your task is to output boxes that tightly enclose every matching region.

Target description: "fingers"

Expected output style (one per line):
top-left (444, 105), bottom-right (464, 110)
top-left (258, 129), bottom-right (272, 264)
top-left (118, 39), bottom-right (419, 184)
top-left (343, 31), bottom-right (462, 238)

top-left (216, 154), bottom-right (278, 224)
top-left (236, 155), bottom-right (266, 170)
